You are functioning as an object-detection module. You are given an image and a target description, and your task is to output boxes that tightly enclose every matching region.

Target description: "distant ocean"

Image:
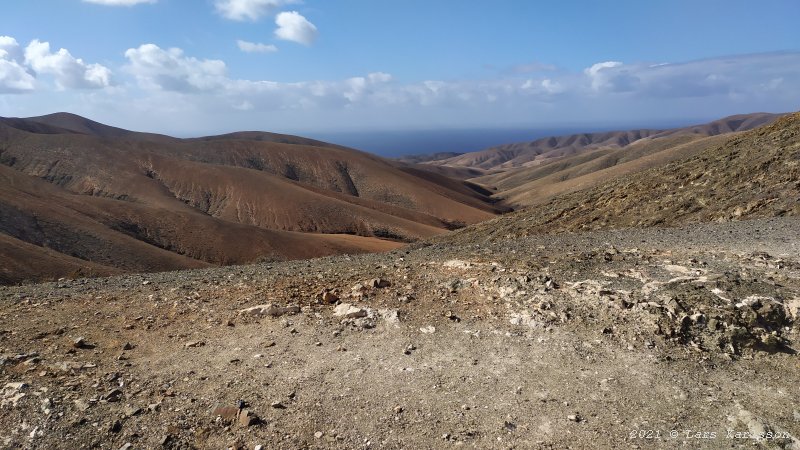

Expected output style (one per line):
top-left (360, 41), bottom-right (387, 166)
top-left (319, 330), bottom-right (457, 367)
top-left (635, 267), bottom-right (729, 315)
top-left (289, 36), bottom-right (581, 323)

top-left (306, 120), bottom-right (701, 158)
top-left (307, 128), bottom-right (581, 157)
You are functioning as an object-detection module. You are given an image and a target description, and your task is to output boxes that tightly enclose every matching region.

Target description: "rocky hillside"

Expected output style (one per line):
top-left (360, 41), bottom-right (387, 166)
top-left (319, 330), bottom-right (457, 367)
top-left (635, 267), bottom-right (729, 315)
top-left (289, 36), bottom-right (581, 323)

top-left (478, 133), bottom-right (735, 207)
top-left (0, 114), bottom-right (503, 285)
top-left (448, 112), bottom-right (800, 242)
top-left (1, 113), bottom-right (799, 449)
top-left (432, 113), bottom-right (781, 170)
top-left (0, 216), bottom-right (798, 448)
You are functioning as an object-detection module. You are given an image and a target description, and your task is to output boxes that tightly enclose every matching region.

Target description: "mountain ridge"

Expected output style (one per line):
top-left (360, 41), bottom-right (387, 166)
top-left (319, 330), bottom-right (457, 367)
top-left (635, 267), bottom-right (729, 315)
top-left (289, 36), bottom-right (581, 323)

top-left (443, 111), bottom-right (800, 244)
top-left (0, 113), bottom-right (500, 284)
top-left (429, 112), bottom-right (783, 170)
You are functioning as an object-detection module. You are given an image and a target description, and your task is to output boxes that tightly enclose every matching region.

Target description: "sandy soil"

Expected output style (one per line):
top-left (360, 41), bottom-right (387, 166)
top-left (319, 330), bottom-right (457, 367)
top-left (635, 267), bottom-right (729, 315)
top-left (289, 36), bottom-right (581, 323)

top-left (1, 217), bottom-right (799, 449)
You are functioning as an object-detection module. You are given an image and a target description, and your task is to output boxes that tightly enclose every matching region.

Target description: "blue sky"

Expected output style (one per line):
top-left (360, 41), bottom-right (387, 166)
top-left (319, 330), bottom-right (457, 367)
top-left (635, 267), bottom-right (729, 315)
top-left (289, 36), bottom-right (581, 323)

top-left (1, 0), bottom-right (799, 139)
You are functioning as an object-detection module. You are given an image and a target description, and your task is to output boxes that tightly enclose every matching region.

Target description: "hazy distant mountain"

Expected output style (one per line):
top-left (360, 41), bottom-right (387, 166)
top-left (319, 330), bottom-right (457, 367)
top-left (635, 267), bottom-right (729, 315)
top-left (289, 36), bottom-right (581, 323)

top-left (434, 113), bottom-right (782, 171)
top-left (402, 112), bottom-right (784, 208)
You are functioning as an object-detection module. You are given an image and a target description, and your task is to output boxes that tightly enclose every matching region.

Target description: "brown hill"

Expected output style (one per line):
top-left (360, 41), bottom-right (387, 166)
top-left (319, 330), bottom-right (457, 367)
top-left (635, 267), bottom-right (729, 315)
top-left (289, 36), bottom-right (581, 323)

top-left (0, 114), bottom-right (501, 284)
top-left (22, 112), bottom-right (177, 142)
top-left (449, 113), bottom-right (784, 208)
top-left (485, 133), bottom-right (735, 207)
top-left (395, 162), bottom-right (489, 181)
top-left (2, 114), bottom-right (799, 449)
top-left (440, 129), bottom-right (663, 170)
top-left (436, 113), bottom-right (781, 171)
top-left (446, 111), bottom-right (800, 242)
top-left (0, 233), bottom-right (121, 285)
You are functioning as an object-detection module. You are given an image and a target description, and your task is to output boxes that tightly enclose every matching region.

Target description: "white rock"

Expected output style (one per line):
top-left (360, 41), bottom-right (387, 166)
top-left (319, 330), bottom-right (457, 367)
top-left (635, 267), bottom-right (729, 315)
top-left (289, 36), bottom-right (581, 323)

top-left (710, 288), bottom-right (731, 302)
top-left (333, 303), bottom-right (368, 319)
top-left (239, 304), bottom-right (300, 317)
top-left (664, 264), bottom-right (692, 275)
top-left (419, 326), bottom-right (436, 334)
top-left (443, 259), bottom-right (473, 269)
top-left (735, 295), bottom-right (773, 309)
top-left (1, 382), bottom-right (27, 408)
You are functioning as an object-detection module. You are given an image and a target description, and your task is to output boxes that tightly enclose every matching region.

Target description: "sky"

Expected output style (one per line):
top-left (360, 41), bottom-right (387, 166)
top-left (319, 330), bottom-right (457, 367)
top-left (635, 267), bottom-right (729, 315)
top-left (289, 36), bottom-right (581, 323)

top-left (1, 0), bottom-right (799, 145)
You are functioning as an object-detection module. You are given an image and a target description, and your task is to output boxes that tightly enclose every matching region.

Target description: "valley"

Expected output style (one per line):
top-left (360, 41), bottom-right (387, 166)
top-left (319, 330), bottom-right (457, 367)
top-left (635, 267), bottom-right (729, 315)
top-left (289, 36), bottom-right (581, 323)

top-left (1, 112), bottom-right (799, 448)
top-left (0, 111), bottom-right (785, 285)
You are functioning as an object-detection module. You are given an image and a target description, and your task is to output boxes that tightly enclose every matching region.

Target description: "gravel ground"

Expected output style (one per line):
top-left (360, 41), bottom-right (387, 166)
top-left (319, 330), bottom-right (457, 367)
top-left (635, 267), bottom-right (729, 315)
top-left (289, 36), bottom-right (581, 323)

top-left (2, 217), bottom-right (799, 449)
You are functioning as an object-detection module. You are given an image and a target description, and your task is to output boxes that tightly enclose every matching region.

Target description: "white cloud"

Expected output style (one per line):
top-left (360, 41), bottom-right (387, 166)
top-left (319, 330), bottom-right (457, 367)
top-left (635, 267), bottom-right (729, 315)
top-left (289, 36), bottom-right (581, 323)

top-left (214, 0), bottom-right (294, 21)
top-left (0, 39), bottom-right (35, 93)
top-left (237, 40), bottom-right (278, 53)
top-left (0, 60), bottom-right (36, 93)
top-left (541, 79), bottom-right (564, 94)
top-left (275, 11), bottom-right (318, 45)
top-left (83, 0), bottom-right (156, 5)
top-left (22, 43), bottom-right (800, 116)
top-left (368, 72), bottom-right (392, 83)
top-left (1, 36), bottom-right (114, 93)
top-left (583, 61), bottom-right (637, 92)
top-left (23, 39), bottom-right (112, 90)
top-left (124, 44), bottom-right (227, 92)
top-left (522, 78), bottom-right (565, 95)
top-left (578, 54), bottom-right (800, 99)
top-left (340, 72), bottom-right (393, 102)
top-left (585, 61), bottom-right (623, 77)
top-left (6, 41), bottom-right (800, 135)
top-left (0, 36), bottom-right (24, 62)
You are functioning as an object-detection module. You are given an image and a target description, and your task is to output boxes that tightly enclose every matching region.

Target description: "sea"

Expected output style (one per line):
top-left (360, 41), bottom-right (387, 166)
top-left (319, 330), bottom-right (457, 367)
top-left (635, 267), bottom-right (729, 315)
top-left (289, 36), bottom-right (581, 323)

top-left (305, 120), bottom-right (701, 158)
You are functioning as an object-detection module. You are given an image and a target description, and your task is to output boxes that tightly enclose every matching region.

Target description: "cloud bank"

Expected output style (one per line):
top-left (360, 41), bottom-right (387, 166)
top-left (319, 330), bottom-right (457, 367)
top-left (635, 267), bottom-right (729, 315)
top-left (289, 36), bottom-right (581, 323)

top-left (113, 44), bottom-right (800, 128)
top-left (2, 33), bottom-right (799, 133)
top-left (124, 44), bottom-right (226, 92)
top-left (0, 36), bottom-right (112, 92)
top-left (24, 40), bottom-right (112, 90)
top-left (0, 37), bottom-right (35, 93)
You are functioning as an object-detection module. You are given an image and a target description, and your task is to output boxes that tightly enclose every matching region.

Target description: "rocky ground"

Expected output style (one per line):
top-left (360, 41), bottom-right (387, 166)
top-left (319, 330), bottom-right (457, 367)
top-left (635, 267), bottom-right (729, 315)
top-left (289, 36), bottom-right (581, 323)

top-left (2, 217), bottom-right (800, 449)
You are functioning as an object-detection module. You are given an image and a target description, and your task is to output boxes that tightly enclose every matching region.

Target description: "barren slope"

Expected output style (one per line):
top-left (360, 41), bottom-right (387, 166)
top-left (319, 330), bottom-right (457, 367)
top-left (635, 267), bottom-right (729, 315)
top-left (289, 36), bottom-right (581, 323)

top-left (495, 133), bottom-right (734, 207)
top-left (435, 112), bottom-right (781, 171)
top-left (1, 114), bottom-right (799, 449)
top-left (0, 115), bottom-right (499, 284)
top-left (0, 234), bottom-right (120, 285)
top-left (1, 217), bottom-right (798, 449)
top-left (448, 112), bottom-right (800, 243)
top-left (0, 164), bottom-right (409, 284)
